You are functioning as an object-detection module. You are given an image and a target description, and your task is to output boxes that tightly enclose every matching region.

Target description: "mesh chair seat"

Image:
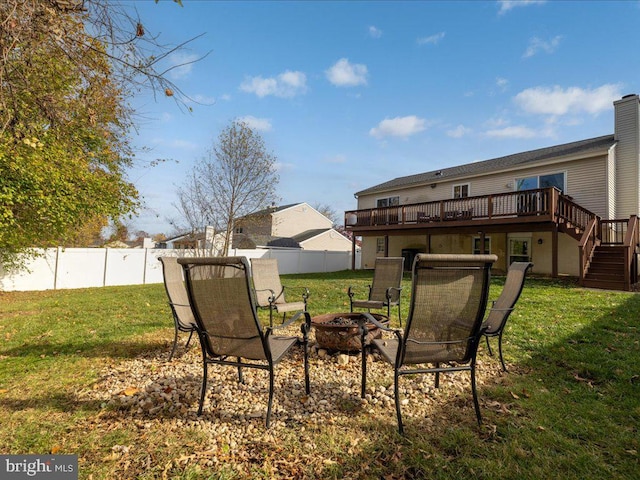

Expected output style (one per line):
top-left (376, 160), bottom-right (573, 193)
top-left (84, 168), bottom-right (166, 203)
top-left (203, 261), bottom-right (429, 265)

top-left (178, 256), bottom-right (311, 428)
top-left (251, 258), bottom-right (309, 327)
top-left (482, 261), bottom-right (533, 370)
top-left (348, 257), bottom-right (404, 325)
top-left (362, 253), bottom-right (497, 434)
top-left (159, 256), bottom-right (198, 360)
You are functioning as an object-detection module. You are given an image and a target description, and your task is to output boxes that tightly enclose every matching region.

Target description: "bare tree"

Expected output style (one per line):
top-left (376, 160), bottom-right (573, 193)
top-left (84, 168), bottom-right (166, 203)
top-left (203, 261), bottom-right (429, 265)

top-left (312, 203), bottom-right (340, 227)
top-left (175, 121), bottom-right (280, 255)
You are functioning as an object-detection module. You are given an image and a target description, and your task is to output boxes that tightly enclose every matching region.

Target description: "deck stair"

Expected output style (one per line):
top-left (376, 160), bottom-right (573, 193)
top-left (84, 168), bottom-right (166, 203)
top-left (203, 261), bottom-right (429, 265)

top-left (582, 245), bottom-right (628, 290)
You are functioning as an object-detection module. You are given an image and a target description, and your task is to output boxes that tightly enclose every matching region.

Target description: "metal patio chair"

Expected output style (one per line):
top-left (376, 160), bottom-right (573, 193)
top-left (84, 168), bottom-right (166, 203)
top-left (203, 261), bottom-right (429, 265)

top-left (483, 261), bottom-right (533, 371)
top-left (348, 256), bottom-right (404, 326)
top-left (178, 256), bottom-right (311, 428)
top-left (250, 258), bottom-right (309, 327)
top-left (159, 256), bottom-right (197, 360)
top-left (361, 253), bottom-right (497, 434)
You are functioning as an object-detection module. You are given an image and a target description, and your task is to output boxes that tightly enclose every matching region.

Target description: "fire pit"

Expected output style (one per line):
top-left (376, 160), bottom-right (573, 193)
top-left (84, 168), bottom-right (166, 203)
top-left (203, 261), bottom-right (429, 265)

top-left (311, 312), bottom-right (389, 352)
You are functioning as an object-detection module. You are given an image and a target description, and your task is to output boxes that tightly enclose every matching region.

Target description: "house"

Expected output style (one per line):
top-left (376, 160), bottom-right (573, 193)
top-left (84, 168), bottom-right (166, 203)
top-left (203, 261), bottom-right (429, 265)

top-left (233, 203), bottom-right (353, 252)
top-left (345, 94), bottom-right (640, 291)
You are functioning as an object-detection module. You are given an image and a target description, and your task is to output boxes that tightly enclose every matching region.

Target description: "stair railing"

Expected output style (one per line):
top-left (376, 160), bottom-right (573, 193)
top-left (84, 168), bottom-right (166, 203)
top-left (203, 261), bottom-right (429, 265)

top-left (578, 217), bottom-right (600, 283)
top-left (622, 215), bottom-right (639, 290)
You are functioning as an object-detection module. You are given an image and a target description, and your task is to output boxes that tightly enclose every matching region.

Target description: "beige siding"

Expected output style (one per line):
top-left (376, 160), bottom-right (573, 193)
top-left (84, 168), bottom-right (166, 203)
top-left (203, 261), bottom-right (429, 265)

top-left (272, 203), bottom-right (332, 237)
top-left (614, 96), bottom-right (640, 216)
top-left (358, 155), bottom-right (609, 217)
top-left (300, 230), bottom-right (352, 252)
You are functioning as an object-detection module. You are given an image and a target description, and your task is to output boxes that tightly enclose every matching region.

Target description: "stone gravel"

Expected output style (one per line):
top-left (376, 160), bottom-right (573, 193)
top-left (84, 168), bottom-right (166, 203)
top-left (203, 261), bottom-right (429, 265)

top-left (81, 325), bottom-right (509, 457)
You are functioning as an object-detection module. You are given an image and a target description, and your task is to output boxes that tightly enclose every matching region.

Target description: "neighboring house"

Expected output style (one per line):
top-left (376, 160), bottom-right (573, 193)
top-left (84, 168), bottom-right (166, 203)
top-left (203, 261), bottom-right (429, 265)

top-left (267, 228), bottom-right (354, 251)
top-left (233, 202), bottom-right (352, 252)
top-left (164, 226), bottom-right (223, 254)
top-left (345, 94), bottom-right (640, 291)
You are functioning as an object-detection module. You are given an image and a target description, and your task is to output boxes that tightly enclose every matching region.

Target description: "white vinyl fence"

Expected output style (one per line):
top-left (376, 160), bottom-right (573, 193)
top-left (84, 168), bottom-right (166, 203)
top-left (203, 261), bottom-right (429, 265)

top-left (0, 247), bottom-right (361, 292)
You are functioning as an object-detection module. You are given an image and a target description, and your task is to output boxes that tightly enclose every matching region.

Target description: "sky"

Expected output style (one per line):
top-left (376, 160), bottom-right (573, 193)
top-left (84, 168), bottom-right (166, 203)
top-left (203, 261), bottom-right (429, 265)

top-left (123, 0), bottom-right (640, 236)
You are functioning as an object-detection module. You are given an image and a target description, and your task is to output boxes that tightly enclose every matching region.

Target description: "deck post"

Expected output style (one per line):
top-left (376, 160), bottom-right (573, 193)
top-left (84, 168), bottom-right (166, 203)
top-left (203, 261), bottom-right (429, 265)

top-left (552, 226), bottom-right (558, 277)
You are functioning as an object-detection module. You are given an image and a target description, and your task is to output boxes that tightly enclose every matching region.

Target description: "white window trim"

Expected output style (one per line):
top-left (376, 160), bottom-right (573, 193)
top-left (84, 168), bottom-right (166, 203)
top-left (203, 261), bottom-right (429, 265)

top-left (452, 183), bottom-right (471, 198)
top-left (513, 171), bottom-right (567, 192)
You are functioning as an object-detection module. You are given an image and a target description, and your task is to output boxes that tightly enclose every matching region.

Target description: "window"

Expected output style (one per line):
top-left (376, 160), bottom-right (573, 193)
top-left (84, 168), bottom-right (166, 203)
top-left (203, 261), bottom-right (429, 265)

top-left (376, 196), bottom-right (399, 208)
top-left (509, 238), bottom-right (530, 263)
top-left (516, 172), bottom-right (565, 192)
top-left (473, 236), bottom-right (491, 254)
top-left (235, 227), bottom-right (243, 234)
top-left (376, 238), bottom-right (385, 254)
top-left (453, 183), bottom-right (470, 199)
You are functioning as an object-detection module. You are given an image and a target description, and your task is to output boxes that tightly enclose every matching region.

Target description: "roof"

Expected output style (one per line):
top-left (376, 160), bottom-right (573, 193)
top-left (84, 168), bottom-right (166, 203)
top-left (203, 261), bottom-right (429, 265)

top-left (291, 228), bottom-right (333, 243)
top-left (237, 203), bottom-right (301, 219)
top-left (356, 134), bottom-right (615, 196)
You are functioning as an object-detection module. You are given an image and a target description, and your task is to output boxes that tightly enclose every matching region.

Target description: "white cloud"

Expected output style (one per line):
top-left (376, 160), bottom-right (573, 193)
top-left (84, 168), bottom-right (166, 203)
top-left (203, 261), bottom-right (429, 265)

top-left (236, 115), bottom-right (272, 132)
top-left (240, 70), bottom-right (307, 98)
top-left (167, 52), bottom-right (200, 80)
top-left (497, 0), bottom-right (546, 15)
top-left (447, 125), bottom-right (472, 138)
top-left (326, 58), bottom-right (368, 87)
top-left (417, 32), bottom-right (445, 46)
top-left (369, 25), bottom-right (382, 38)
top-left (369, 116), bottom-right (427, 139)
top-left (485, 125), bottom-right (538, 138)
top-left (496, 77), bottom-right (509, 90)
top-left (514, 84), bottom-right (623, 116)
top-left (523, 35), bottom-right (563, 58)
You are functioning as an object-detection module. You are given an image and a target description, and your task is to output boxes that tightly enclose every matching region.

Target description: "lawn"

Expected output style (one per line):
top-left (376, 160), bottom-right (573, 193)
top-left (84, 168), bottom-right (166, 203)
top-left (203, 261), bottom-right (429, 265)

top-left (0, 270), bottom-right (639, 479)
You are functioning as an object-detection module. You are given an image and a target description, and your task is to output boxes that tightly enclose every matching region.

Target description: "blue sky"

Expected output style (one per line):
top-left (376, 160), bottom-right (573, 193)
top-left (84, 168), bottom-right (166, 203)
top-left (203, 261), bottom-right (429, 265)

top-left (124, 0), bottom-right (640, 236)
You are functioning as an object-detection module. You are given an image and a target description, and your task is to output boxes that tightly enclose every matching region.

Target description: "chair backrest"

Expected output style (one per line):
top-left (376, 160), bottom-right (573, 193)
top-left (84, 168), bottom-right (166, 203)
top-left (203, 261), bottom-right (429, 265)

top-left (178, 257), bottom-right (266, 360)
top-left (251, 258), bottom-right (285, 307)
top-left (159, 256), bottom-right (196, 330)
top-left (369, 257), bottom-right (404, 303)
top-left (402, 254), bottom-right (497, 365)
top-left (484, 261), bottom-right (533, 335)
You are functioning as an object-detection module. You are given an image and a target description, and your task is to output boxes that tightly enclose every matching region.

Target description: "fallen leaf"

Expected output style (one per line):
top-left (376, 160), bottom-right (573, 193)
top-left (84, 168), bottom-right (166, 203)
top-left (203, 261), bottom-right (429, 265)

top-left (122, 386), bottom-right (140, 396)
top-left (510, 391), bottom-right (520, 399)
top-left (50, 445), bottom-right (61, 454)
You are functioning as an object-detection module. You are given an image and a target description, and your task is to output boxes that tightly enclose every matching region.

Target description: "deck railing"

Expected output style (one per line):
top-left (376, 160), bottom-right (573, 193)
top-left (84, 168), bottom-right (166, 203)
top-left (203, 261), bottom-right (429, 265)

top-left (345, 187), bottom-right (592, 230)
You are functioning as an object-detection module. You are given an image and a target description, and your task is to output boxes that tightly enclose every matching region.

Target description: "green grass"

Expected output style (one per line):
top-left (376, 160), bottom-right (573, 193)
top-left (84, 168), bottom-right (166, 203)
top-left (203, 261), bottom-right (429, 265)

top-left (1, 272), bottom-right (639, 479)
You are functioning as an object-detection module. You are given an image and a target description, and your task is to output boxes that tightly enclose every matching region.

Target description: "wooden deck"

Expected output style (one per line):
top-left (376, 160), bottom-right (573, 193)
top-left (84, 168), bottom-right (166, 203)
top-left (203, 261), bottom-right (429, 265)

top-left (344, 187), bottom-right (640, 290)
top-left (344, 187), bottom-right (593, 236)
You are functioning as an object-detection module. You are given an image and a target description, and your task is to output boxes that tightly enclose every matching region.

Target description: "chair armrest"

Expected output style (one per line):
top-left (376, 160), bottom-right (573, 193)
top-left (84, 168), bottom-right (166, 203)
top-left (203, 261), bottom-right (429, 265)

top-left (267, 311), bottom-right (311, 335)
top-left (359, 312), bottom-right (402, 334)
top-left (254, 287), bottom-right (278, 304)
top-left (283, 285), bottom-right (310, 302)
top-left (385, 286), bottom-right (403, 301)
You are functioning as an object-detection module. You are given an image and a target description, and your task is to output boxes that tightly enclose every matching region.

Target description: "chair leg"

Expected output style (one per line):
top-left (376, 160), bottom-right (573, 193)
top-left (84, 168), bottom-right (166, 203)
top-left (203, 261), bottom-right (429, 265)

top-left (397, 303), bottom-right (402, 327)
top-left (360, 324), bottom-right (368, 398)
top-left (434, 363), bottom-right (440, 388)
top-left (169, 328), bottom-right (179, 361)
top-left (266, 367), bottom-right (275, 428)
top-left (301, 322), bottom-right (310, 395)
top-left (184, 330), bottom-right (194, 350)
top-left (485, 335), bottom-right (494, 356)
top-left (198, 360), bottom-right (208, 416)
top-left (237, 358), bottom-right (244, 383)
top-left (394, 370), bottom-right (404, 435)
top-left (470, 360), bottom-right (482, 425)
top-left (497, 332), bottom-right (507, 372)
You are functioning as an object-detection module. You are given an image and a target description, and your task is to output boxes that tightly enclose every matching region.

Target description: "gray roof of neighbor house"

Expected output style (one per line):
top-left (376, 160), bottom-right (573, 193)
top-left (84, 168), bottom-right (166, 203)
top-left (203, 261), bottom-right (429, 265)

top-left (237, 203), bottom-right (300, 219)
top-left (356, 134), bottom-right (615, 197)
top-left (291, 228), bottom-right (333, 243)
